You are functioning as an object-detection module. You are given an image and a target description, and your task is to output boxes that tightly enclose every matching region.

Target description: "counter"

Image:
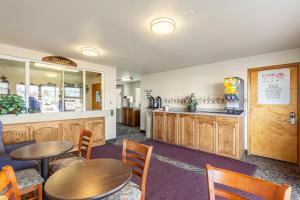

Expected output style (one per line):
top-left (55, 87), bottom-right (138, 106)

top-left (152, 109), bottom-right (244, 159)
top-left (152, 108), bottom-right (244, 117)
top-left (0, 110), bottom-right (111, 124)
top-left (1, 110), bottom-right (109, 147)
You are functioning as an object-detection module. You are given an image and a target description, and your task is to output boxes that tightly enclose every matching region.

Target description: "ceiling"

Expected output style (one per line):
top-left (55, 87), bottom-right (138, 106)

top-left (0, 0), bottom-right (300, 79)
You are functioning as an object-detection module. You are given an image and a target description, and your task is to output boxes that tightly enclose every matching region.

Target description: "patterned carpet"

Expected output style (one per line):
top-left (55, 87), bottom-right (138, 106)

top-left (116, 123), bottom-right (300, 199)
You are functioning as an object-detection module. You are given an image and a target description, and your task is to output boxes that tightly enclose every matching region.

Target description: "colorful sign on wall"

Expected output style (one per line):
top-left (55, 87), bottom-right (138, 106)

top-left (258, 68), bottom-right (290, 105)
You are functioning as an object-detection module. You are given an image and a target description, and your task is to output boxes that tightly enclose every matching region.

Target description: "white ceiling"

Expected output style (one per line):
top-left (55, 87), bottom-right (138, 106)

top-left (0, 0), bottom-right (300, 79)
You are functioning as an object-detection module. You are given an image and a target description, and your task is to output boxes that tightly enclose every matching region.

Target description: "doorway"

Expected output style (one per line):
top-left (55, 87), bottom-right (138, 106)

top-left (248, 63), bottom-right (299, 164)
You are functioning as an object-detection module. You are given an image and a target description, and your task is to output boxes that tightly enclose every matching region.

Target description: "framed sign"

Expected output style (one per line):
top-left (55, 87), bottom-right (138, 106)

top-left (42, 56), bottom-right (77, 67)
top-left (258, 68), bottom-right (290, 105)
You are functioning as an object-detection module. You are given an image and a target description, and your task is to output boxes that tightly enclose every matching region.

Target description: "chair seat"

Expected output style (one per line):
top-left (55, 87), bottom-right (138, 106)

top-left (15, 168), bottom-right (43, 192)
top-left (49, 156), bottom-right (85, 173)
top-left (104, 181), bottom-right (141, 200)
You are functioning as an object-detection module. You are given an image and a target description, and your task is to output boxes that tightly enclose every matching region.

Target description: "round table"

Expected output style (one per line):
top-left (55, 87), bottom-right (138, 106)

top-left (10, 141), bottom-right (74, 180)
top-left (45, 159), bottom-right (132, 200)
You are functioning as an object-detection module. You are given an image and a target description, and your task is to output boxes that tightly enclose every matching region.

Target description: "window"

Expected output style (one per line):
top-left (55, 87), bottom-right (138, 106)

top-left (0, 58), bottom-right (25, 100)
top-left (86, 71), bottom-right (102, 110)
top-left (0, 57), bottom-right (104, 114)
top-left (64, 70), bottom-right (83, 111)
top-left (30, 62), bottom-right (62, 113)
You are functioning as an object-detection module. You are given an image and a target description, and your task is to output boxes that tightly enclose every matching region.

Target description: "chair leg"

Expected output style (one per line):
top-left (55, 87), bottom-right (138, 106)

top-left (38, 184), bottom-right (43, 200)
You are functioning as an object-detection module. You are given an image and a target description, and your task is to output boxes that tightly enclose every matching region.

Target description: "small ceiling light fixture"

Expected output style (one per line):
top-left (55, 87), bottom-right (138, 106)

top-left (151, 17), bottom-right (176, 35)
top-left (81, 47), bottom-right (99, 56)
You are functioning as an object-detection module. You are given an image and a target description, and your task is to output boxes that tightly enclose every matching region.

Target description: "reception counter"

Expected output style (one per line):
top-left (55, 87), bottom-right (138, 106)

top-left (0, 110), bottom-right (111, 147)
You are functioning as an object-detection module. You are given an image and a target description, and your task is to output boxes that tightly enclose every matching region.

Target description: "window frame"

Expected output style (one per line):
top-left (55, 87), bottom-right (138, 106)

top-left (0, 54), bottom-right (105, 113)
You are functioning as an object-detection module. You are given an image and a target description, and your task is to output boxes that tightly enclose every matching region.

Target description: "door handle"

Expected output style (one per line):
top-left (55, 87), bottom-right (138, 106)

top-left (285, 112), bottom-right (296, 125)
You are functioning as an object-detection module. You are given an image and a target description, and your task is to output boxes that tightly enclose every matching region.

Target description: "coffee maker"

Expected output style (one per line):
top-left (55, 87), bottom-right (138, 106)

top-left (224, 77), bottom-right (244, 115)
top-left (148, 96), bottom-right (162, 109)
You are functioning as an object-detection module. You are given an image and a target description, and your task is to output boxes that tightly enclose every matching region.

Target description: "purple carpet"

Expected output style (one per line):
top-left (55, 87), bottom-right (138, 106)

top-left (91, 144), bottom-right (208, 200)
top-left (91, 144), bottom-right (259, 200)
top-left (142, 140), bottom-right (257, 176)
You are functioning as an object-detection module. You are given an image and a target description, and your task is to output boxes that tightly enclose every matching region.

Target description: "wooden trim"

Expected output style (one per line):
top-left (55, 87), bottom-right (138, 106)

top-left (247, 62), bottom-right (300, 165)
top-left (298, 65), bottom-right (300, 166)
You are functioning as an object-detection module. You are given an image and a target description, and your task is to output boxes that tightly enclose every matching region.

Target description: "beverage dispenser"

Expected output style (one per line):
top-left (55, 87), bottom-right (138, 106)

top-left (224, 77), bottom-right (244, 115)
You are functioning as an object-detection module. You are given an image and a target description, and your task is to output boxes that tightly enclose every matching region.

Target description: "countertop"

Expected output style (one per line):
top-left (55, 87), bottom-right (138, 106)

top-left (122, 106), bottom-right (141, 110)
top-left (0, 110), bottom-right (111, 124)
top-left (152, 108), bottom-right (244, 117)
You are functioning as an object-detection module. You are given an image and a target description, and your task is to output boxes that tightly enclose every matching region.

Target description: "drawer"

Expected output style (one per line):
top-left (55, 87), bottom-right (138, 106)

top-left (197, 115), bottom-right (215, 121)
top-left (216, 116), bottom-right (238, 123)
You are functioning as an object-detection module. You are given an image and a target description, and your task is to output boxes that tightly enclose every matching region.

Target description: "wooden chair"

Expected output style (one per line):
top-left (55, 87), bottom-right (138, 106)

top-left (206, 164), bottom-right (292, 200)
top-left (77, 129), bottom-right (95, 160)
top-left (0, 165), bottom-right (20, 200)
top-left (122, 139), bottom-right (153, 200)
top-left (49, 129), bottom-right (94, 173)
top-left (0, 165), bottom-right (43, 200)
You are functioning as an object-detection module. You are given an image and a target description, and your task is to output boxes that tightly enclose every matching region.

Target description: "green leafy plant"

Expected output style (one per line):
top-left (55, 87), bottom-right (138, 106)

top-left (0, 94), bottom-right (26, 115)
top-left (184, 93), bottom-right (199, 106)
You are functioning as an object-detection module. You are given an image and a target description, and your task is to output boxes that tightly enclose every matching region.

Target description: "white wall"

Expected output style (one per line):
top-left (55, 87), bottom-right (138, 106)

top-left (141, 48), bottom-right (300, 149)
top-left (0, 43), bottom-right (117, 140)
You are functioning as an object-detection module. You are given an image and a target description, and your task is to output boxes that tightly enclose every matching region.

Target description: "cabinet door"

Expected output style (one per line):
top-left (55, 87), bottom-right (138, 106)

top-left (85, 118), bottom-right (105, 142)
top-left (179, 114), bottom-right (196, 147)
top-left (2, 124), bottom-right (31, 145)
top-left (122, 108), bottom-right (129, 125)
top-left (216, 121), bottom-right (237, 157)
top-left (153, 113), bottom-right (165, 141)
top-left (196, 119), bottom-right (215, 153)
top-left (61, 120), bottom-right (84, 145)
top-left (30, 122), bottom-right (60, 142)
top-left (165, 113), bottom-right (178, 144)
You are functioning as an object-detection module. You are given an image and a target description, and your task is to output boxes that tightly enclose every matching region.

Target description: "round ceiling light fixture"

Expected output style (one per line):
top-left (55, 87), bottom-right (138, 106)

top-left (151, 17), bottom-right (176, 35)
top-left (81, 47), bottom-right (99, 56)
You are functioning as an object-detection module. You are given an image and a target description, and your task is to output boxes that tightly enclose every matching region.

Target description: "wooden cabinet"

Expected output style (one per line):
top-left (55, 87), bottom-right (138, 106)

top-left (2, 124), bottom-right (31, 145)
top-left (122, 107), bottom-right (140, 127)
top-left (165, 113), bottom-right (178, 144)
top-left (85, 118), bottom-right (105, 142)
top-left (30, 121), bottom-right (60, 142)
top-left (61, 120), bottom-right (84, 145)
top-left (152, 112), bottom-right (244, 159)
top-left (179, 114), bottom-right (197, 148)
top-left (215, 121), bottom-right (237, 158)
top-left (153, 112), bottom-right (165, 141)
top-left (2, 117), bottom-right (105, 147)
top-left (195, 116), bottom-right (215, 153)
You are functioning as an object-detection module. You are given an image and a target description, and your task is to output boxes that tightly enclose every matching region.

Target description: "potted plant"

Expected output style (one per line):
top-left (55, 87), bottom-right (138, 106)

top-left (0, 94), bottom-right (26, 115)
top-left (184, 93), bottom-right (198, 112)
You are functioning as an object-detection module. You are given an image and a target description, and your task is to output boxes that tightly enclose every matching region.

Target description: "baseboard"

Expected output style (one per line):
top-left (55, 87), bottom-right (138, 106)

top-left (105, 138), bottom-right (117, 143)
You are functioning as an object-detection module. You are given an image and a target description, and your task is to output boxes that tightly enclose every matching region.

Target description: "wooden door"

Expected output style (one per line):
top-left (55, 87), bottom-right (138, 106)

top-left (92, 83), bottom-right (102, 110)
top-left (196, 116), bottom-right (215, 153)
top-left (165, 113), bottom-right (178, 144)
top-left (153, 113), bottom-right (165, 141)
top-left (216, 121), bottom-right (237, 158)
top-left (179, 114), bottom-right (196, 147)
top-left (249, 64), bottom-right (298, 163)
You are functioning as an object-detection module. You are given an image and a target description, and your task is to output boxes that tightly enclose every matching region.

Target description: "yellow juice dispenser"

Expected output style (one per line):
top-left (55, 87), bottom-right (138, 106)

top-left (224, 77), bottom-right (244, 115)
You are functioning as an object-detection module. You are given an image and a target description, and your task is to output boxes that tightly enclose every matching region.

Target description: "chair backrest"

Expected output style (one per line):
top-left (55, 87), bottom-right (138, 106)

top-left (0, 165), bottom-right (21, 200)
top-left (122, 139), bottom-right (153, 200)
top-left (206, 164), bottom-right (291, 200)
top-left (77, 129), bottom-right (94, 160)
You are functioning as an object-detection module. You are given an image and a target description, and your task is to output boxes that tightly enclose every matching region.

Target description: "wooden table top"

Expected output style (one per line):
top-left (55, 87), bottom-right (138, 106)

top-left (45, 159), bottom-right (132, 200)
top-left (10, 141), bottom-right (74, 160)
